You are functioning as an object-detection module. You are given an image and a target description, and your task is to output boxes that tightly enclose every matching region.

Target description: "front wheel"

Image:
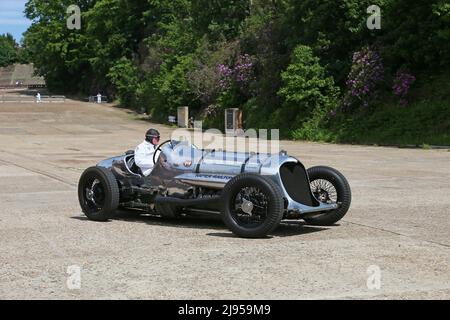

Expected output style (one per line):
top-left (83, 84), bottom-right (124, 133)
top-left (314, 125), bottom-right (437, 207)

top-left (78, 167), bottom-right (120, 221)
top-left (304, 166), bottom-right (352, 226)
top-left (221, 173), bottom-right (284, 238)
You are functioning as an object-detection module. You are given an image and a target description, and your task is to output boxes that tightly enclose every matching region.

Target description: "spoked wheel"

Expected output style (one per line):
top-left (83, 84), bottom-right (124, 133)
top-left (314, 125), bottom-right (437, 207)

top-left (232, 187), bottom-right (269, 227)
top-left (304, 166), bottom-right (351, 226)
top-left (221, 173), bottom-right (284, 238)
top-left (78, 167), bottom-right (120, 221)
top-left (310, 179), bottom-right (338, 204)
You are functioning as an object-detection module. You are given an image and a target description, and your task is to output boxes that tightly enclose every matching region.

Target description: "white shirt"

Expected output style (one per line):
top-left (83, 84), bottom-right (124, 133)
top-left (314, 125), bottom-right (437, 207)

top-left (134, 140), bottom-right (157, 176)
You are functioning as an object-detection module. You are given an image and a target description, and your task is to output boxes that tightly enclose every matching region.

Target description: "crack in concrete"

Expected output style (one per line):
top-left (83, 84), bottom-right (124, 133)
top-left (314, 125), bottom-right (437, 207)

top-left (343, 220), bottom-right (450, 248)
top-left (0, 152), bottom-right (77, 188)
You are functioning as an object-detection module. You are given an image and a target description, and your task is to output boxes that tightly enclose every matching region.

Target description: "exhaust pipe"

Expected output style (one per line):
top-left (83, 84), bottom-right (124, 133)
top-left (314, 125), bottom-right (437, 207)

top-left (154, 195), bottom-right (221, 209)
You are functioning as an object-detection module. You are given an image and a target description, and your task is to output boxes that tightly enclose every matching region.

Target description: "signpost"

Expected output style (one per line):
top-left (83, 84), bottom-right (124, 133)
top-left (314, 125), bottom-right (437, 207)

top-left (178, 106), bottom-right (189, 128)
top-left (225, 108), bottom-right (243, 136)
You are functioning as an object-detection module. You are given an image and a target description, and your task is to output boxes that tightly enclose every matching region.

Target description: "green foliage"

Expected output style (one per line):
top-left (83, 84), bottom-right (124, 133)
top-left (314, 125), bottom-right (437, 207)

top-left (304, 72), bottom-right (450, 146)
top-left (149, 55), bottom-right (197, 120)
top-left (22, 0), bottom-right (96, 92)
top-left (278, 45), bottom-right (340, 138)
top-left (329, 99), bottom-right (450, 146)
top-left (191, 0), bottom-right (251, 41)
top-left (0, 34), bottom-right (19, 67)
top-left (282, 0), bottom-right (388, 83)
top-left (107, 57), bottom-right (140, 107)
top-left (382, 0), bottom-right (450, 72)
top-left (19, 0), bottom-right (450, 146)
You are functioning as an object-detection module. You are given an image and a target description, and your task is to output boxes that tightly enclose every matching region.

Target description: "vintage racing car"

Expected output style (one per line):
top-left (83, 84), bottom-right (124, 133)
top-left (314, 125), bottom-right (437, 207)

top-left (78, 140), bottom-right (351, 238)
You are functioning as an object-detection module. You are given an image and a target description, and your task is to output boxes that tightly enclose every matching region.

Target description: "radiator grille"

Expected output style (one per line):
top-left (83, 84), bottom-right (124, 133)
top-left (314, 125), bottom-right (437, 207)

top-left (279, 162), bottom-right (318, 207)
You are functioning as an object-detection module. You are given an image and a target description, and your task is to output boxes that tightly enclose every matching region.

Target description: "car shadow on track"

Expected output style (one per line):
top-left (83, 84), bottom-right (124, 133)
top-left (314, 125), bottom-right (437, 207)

top-left (72, 210), bottom-right (331, 238)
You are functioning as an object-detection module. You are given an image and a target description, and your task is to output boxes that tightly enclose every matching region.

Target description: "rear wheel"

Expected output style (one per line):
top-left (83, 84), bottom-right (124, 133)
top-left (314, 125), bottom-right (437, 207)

top-left (221, 173), bottom-right (284, 238)
top-left (78, 167), bottom-right (120, 221)
top-left (304, 166), bottom-right (351, 226)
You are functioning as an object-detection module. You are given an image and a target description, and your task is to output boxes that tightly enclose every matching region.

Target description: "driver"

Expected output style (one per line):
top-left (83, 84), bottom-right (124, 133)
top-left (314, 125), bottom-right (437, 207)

top-left (134, 128), bottom-right (160, 176)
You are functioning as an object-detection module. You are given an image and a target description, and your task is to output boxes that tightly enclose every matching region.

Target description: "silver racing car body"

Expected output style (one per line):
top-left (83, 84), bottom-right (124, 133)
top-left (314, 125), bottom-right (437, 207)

top-left (79, 140), bottom-right (352, 238)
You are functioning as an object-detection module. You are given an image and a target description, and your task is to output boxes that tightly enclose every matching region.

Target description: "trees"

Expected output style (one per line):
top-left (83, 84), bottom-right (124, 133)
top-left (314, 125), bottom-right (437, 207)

top-left (282, 0), bottom-right (388, 83)
top-left (382, 0), bottom-right (450, 72)
top-left (191, 0), bottom-right (251, 41)
top-left (107, 57), bottom-right (140, 107)
top-left (0, 34), bottom-right (19, 67)
top-left (278, 45), bottom-right (340, 139)
top-left (279, 46), bottom-right (340, 113)
top-left (0, 33), bottom-right (30, 67)
top-left (19, 0), bottom-right (450, 144)
top-left (22, 0), bottom-right (96, 92)
top-left (85, 0), bottom-right (152, 92)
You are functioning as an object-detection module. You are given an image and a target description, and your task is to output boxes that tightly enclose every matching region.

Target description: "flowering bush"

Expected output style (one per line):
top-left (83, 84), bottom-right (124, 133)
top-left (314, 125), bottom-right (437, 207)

top-left (217, 54), bottom-right (254, 91)
top-left (234, 54), bottom-right (254, 83)
top-left (217, 64), bottom-right (233, 90)
top-left (204, 104), bottom-right (220, 117)
top-left (343, 46), bottom-right (384, 110)
top-left (392, 70), bottom-right (416, 106)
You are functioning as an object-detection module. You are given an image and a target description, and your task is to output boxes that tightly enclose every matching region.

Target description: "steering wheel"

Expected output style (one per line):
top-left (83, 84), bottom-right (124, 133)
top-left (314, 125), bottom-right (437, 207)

top-left (153, 140), bottom-right (173, 164)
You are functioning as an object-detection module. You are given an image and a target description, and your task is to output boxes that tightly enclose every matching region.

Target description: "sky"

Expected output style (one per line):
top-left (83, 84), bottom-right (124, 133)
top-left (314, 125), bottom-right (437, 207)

top-left (0, 0), bottom-right (31, 43)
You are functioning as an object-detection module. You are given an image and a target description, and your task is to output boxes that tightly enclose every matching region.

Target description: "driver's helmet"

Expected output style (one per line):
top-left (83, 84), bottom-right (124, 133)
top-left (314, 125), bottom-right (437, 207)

top-left (145, 128), bottom-right (160, 144)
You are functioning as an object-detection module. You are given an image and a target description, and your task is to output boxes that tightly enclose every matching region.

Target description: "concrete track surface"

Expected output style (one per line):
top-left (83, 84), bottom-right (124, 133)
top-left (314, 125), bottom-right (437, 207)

top-left (0, 90), bottom-right (449, 299)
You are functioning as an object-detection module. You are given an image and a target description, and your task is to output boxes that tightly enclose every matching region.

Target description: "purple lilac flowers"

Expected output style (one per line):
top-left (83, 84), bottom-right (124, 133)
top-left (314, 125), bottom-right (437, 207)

top-left (393, 70), bottom-right (416, 106)
top-left (343, 46), bottom-right (384, 110)
top-left (217, 54), bottom-right (254, 90)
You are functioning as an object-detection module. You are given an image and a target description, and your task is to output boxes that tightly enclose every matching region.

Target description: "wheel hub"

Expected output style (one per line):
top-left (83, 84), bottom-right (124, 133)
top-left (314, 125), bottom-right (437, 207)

top-left (86, 179), bottom-right (101, 206)
top-left (87, 190), bottom-right (94, 201)
top-left (241, 199), bottom-right (254, 215)
top-left (231, 186), bottom-right (269, 227)
top-left (317, 189), bottom-right (330, 202)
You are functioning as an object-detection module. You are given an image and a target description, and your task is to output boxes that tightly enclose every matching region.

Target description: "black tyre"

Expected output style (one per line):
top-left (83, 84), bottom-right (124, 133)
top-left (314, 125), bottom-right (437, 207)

top-left (78, 166), bottom-right (120, 221)
top-left (304, 166), bottom-right (351, 226)
top-left (221, 173), bottom-right (284, 238)
top-left (154, 202), bottom-right (180, 219)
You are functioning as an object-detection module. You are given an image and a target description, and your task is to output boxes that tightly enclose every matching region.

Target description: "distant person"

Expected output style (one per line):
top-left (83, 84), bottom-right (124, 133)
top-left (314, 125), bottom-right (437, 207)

top-left (97, 93), bottom-right (102, 104)
top-left (134, 129), bottom-right (160, 176)
top-left (36, 92), bottom-right (41, 103)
